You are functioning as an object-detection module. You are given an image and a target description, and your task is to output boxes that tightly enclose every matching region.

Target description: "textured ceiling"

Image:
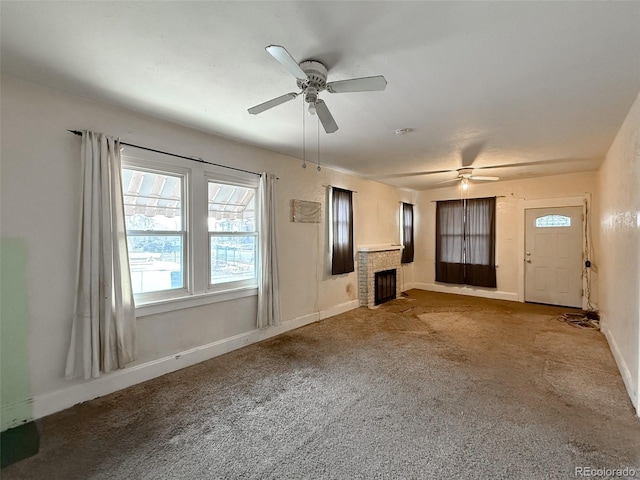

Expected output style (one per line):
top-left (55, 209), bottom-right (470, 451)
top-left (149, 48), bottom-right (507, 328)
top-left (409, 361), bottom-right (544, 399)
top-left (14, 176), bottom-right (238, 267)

top-left (2, 1), bottom-right (639, 190)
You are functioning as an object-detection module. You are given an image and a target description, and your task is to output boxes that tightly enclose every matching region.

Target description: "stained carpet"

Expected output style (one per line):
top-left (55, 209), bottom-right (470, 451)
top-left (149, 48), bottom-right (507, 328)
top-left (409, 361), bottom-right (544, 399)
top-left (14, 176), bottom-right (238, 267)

top-left (3, 290), bottom-right (639, 479)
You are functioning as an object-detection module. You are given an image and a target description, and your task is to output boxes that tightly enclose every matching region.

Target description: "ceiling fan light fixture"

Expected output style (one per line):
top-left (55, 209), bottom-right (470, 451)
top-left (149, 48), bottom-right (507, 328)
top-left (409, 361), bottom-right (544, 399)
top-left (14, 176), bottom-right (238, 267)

top-left (308, 103), bottom-right (316, 115)
top-left (461, 178), bottom-right (469, 190)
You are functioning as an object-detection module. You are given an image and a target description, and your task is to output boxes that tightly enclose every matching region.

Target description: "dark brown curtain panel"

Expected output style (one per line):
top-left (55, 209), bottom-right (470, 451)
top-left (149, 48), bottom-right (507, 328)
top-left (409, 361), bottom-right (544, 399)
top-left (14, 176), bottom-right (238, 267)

top-left (435, 197), bottom-right (496, 287)
top-left (331, 187), bottom-right (354, 275)
top-left (464, 197), bottom-right (496, 288)
top-left (435, 199), bottom-right (465, 284)
top-left (401, 202), bottom-right (414, 264)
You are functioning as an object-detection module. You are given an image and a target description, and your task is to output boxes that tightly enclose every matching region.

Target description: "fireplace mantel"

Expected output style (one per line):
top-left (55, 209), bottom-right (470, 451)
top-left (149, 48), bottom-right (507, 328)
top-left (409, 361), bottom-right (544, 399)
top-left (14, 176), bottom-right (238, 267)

top-left (357, 244), bottom-right (403, 253)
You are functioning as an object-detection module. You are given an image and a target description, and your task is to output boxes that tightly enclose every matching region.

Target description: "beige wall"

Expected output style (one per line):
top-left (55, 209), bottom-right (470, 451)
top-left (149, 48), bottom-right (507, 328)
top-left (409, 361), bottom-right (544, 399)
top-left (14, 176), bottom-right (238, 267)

top-left (3, 71), bottom-right (636, 425)
top-left (414, 172), bottom-right (599, 304)
top-left (0, 75), bottom-right (413, 426)
top-left (597, 92), bottom-right (640, 413)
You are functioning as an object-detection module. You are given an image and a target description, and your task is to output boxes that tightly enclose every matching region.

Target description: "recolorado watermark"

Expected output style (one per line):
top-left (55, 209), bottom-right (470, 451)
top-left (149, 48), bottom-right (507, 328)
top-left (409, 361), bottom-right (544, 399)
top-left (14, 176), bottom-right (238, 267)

top-left (575, 466), bottom-right (637, 477)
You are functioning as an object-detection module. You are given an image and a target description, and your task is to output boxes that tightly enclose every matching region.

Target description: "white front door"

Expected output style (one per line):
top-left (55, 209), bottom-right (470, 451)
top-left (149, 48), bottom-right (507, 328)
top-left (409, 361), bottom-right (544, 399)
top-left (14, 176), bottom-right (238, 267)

top-left (524, 206), bottom-right (583, 308)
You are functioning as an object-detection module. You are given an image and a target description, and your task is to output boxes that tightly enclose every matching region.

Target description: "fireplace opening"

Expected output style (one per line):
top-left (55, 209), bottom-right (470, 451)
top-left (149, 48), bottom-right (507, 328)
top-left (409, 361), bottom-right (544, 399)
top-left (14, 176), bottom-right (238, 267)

top-left (375, 269), bottom-right (397, 305)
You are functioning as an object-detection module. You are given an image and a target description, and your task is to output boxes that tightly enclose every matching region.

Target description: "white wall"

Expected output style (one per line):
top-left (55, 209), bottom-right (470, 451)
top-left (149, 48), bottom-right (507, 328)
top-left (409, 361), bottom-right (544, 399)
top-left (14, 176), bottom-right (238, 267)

top-left (0, 75), bottom-right (414, 429)
top-left (413, 172), bottom-right (599, 304)
top-left (597, 92), bottom-right (640, 414)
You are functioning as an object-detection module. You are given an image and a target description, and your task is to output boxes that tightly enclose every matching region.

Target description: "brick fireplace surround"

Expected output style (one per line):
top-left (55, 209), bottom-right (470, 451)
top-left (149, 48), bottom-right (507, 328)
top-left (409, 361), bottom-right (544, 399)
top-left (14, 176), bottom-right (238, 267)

top-left (357, 244), bottom-right (403, 308)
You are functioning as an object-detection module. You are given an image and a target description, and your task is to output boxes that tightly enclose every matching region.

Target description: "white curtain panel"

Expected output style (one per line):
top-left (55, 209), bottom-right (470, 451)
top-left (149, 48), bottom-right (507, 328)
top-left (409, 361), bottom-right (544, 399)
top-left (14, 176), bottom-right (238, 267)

top-left (65, 131), bottom-right (137, 379)
top-left (257, 172), bottom-right (281, 328)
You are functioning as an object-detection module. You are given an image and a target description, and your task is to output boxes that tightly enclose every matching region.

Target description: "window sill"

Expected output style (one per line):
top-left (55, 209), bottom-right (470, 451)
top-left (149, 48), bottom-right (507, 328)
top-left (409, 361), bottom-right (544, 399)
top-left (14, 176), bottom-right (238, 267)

top-left (134, 286), bottom-right (258, 317)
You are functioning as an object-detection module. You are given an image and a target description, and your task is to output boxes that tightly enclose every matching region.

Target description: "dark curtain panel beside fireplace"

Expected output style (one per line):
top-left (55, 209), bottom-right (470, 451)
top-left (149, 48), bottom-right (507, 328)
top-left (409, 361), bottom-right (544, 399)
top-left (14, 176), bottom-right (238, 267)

top-left (331, 187), bottom-right (354, 275)
top-left (436, 197), bottom-right (496, 287)
top-left (401, 202), bottom-right (414, 264)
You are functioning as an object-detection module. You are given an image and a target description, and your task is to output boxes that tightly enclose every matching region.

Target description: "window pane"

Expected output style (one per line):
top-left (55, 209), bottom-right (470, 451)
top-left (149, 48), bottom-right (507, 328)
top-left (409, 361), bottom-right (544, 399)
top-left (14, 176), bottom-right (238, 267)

top-left (128, 235), bottom-right (184, 293)
top-left (536, 215), bottom-right (571, 228)
top-left (208, 182), bottom-right (255, 232)
top-left (210, 235), bottom-right (256, 284)
top-left (122, 168), bottom-right (183, 231)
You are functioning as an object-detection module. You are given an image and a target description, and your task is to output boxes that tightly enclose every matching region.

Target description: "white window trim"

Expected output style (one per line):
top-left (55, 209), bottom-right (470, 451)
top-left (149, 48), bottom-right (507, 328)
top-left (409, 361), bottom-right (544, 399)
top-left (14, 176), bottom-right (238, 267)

top-left (122, 148), bottom-right (260, 315)
top-left (134, 286), bottom-right (258, 317)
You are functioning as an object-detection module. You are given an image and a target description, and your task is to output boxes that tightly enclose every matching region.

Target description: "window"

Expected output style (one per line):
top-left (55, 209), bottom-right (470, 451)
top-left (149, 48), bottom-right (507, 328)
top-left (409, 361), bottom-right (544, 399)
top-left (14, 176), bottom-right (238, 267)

top-left (208, 181), bottom-right (257, 287)
top-left (401, 202), bottom-right (414, 264)
top-left (122, 167), bottom-right (186, 298)
top-left (535, 215), bottom-right (571, 228)
top-left (331, 187), bottom-right (354, 275)
top-left (435, 197), bottom-right (496, 288)
top-left (122, 152), bottom-right (259, 308)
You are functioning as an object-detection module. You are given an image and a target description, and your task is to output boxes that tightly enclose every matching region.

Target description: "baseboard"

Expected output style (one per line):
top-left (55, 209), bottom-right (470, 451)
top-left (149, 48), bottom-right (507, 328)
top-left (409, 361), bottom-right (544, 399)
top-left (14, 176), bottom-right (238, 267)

top-left (320, 299), bottom-right (360, 320)
top-left (413, 283), bottom-right (519, 302)
top-left (401, 282), bottom-right (418, 292)
top-left (30, 300), bottom-right (359, 423)
top-left (600, 321), bottom-right (639, 416)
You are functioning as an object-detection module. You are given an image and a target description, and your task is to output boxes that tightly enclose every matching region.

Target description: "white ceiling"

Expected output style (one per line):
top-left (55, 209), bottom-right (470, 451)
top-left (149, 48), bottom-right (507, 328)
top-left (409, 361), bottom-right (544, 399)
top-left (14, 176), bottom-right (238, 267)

top-left (2, 1), bottom-right (639, 190)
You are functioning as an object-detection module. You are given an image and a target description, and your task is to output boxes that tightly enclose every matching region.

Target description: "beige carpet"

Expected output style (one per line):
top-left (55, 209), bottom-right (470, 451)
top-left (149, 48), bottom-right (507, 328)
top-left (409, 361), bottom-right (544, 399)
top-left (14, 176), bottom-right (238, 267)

top-left (3, 290), bottom-right (639, 479)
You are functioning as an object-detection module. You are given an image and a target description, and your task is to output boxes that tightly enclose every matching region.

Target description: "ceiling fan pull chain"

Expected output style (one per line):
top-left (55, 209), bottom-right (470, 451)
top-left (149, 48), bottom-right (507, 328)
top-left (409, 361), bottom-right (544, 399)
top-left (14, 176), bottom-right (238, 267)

top-left (317, 117), bottom-right (321, 171)
top-left (302, 98), bottom-right (307, 169)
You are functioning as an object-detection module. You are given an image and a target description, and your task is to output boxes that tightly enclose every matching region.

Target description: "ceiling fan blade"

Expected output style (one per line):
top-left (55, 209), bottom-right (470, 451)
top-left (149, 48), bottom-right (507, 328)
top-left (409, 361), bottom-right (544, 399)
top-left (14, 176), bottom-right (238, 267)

top-left (248, 92), bottom-right (298, 115)
top-left (315, 100), bottom-right (338, 133)
top-left (375, 169), bottom-right (453, 179)
top-left (326, 75), bottom-right (387, 93)
top-left (470, 176), bottom-right (499, 181)
top-left (436, 178), bottom-right (461, 185)
top-left (475, 158), bottom-right (594, 171)
top-left (265, 45), bottom-right (308, 81)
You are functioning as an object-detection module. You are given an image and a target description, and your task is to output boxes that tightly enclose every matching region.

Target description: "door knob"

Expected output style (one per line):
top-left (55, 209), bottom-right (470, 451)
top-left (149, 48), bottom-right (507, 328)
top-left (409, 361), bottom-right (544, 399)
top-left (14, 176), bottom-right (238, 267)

top-left (526, 259), bottom-right (532, 263)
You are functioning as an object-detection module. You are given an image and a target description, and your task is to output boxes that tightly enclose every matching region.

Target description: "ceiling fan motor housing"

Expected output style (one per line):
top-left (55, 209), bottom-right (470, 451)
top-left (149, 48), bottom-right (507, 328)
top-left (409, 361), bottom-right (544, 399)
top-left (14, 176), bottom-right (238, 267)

top-left (297, 60), bottom-right (328, 104)
top-left (458, 168), bottom-right (474, 178)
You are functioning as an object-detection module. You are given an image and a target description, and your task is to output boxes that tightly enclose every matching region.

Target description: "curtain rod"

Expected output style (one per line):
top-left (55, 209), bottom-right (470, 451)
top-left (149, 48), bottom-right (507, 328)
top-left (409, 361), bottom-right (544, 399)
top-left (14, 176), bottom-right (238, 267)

top-left (430, 195), bottom-right (506, 202)
top-left (323, 184), bottom-right (358, 193)
top-left (68, 130), bottom-right (264, 178)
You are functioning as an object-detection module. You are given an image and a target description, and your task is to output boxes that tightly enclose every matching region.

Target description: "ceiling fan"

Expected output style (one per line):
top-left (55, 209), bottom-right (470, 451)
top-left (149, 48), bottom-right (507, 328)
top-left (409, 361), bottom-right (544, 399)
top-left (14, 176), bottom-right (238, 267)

top-left (375, 142), bottom-right (499, 187)
top-left (438, 168), bottom-right (499, 189)
top-left (247, 45), bottom-right (387, 133)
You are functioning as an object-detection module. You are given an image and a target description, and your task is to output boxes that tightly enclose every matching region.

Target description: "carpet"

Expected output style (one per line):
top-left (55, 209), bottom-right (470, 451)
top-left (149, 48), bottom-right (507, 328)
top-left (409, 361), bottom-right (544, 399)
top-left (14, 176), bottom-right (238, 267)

top-left (3, 290), bottom-right (639, 479)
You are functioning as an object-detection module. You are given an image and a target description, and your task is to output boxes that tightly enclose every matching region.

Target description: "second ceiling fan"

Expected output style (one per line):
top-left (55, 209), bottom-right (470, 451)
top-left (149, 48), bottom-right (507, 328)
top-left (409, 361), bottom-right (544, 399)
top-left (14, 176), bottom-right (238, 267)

top-left (438, 168), bottom-right (499, 189)
top-left (248, 45), bottom-right (387, 133)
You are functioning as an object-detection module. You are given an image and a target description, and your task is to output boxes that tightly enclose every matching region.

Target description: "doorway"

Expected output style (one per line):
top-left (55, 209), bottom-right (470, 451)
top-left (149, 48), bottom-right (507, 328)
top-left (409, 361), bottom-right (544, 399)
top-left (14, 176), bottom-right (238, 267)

top-left (524, 206), bottom-right (583, 308)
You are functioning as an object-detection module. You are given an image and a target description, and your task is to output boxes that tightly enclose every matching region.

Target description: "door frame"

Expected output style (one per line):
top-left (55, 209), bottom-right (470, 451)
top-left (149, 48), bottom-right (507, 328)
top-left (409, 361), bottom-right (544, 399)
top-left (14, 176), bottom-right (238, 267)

top-left (517, 194), bottom-right (591, 309)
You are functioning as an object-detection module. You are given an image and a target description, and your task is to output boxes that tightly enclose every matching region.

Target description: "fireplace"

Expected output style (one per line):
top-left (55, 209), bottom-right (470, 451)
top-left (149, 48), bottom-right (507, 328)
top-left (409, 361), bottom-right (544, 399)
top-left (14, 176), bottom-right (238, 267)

top-left (357, 244), bottom-right (403, 308)
top-left (375, 269), bottom-right (397, 305)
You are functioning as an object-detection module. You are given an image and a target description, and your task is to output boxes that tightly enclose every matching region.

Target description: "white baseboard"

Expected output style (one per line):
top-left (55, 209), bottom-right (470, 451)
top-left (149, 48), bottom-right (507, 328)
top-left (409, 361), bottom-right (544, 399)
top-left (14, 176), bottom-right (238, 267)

top-left (413, 283), bottom-right (519, 302)
top-left (600, 321), bottom-right (639, 416)
top-left (31, 300), bottom-right (360, 423)
top-left (401, 282), bottom-right (418, 292)
top-left (321, 299), bottom-right (360, 319)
